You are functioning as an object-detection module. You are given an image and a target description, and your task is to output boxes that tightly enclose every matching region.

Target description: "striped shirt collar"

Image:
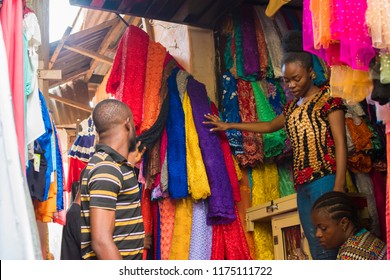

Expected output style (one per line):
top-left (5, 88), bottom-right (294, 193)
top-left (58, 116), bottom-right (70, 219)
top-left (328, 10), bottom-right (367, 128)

top-left (95, 144), bottom-right (127, 163)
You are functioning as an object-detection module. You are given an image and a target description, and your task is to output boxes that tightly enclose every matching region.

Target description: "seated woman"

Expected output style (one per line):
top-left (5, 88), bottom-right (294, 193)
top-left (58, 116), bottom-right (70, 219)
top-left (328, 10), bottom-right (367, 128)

top-left (311, 191), bottom-right (387, 260)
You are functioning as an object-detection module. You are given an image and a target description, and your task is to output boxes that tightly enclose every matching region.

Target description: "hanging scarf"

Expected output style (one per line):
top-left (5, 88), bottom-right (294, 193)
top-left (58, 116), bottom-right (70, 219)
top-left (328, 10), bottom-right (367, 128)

top-left (158, 198), bottom-right (176, 260)
top-left (166, 68), bottom-right (188, 199)
top-left (183, 92), bottom-right (211, 200)
top-left (186, 77), bottom-right (236, 225)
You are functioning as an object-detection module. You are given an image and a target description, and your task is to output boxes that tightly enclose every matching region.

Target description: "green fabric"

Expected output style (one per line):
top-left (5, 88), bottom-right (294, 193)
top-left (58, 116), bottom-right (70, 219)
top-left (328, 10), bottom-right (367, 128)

top-left (251, 81), bottom-right (286, 158)
top-left (224, 34), bottom-right (234, 70)
top-left (277, 163), bottom-right (295, 197)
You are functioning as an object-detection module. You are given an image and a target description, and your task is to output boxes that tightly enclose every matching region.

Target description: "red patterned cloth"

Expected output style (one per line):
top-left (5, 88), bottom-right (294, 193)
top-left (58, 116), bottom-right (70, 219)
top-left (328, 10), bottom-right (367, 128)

top-left (236, 79), bottom-right (264, 167)
top-left (106, 25), bottom-right (149, 134)
top-left (211, 102), bottom-right (241, 202)
top-left (211, 206), bottom-right (252, 260)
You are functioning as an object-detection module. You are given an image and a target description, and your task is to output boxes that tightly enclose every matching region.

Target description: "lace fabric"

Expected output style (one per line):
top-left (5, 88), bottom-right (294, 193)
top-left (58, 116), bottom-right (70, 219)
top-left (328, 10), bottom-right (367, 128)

top-left (221, 71), bottom-right (244, 156)
top-left (252, 8), bottom-right (269, 78)
top-left (237, 79), bottom-right (264, 167)
top-left (365, 0), bottom-right (390, 51)
top-left (158, 198), bottom-right (176, 260)
top-left (211, 102), bottom-right (241, 202)
top-left (140, 41), bottom-right (167, 134)
top-left (183, 92), bottom-right (211, 200)
top-left (105, 25), bottom-right (149, 134)
top-left (186, 78), bottom-right (236, 225)
top-left (251, 81), bottom-right (286, 158)
top-left (166, 68), bottom-right (188, 199)
top-left (169, 198), bottom-right (192, 260)
top-left (189, 200), bottom-right (212, 260)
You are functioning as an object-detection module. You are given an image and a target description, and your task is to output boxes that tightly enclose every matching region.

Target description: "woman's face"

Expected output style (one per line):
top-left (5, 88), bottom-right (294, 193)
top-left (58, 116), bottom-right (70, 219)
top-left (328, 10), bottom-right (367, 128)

top-left (282, 62), bottom-right (313, 99)
top-left (311, 209), bottom-right (347, 250)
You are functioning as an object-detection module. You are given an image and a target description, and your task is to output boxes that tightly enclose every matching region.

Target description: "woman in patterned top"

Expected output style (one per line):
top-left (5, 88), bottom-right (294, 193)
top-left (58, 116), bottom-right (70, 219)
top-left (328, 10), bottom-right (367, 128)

top-left (204, 31), bottom-right (347, 259)
top-left (312, 191), bottom-right (387, 260)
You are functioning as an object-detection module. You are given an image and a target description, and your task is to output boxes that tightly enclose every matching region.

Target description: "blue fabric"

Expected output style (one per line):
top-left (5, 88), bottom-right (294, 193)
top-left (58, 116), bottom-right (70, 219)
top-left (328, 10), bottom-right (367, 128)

top-left (53, 124), bottom-right (64, 211)
top-left (36, 90), bottom-right (53, 201)
top-left (312, 55), bottom-right (327, 87)
top-left (221, 71), bottom-right (243, 156)
top-left (296, 174), bottom-right (338, 260)
top-left (266, 78), bottom-right (286, 116)
top-left (166, 67), bottom-right (188, 199)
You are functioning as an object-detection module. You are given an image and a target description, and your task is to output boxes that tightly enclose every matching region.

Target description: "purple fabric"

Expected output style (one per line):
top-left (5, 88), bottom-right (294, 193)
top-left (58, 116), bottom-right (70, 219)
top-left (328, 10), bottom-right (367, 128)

top-left (186, 78), bottom-right (236, 225)
top-left (239, 5), bottom-right (260, 76)
top-left (189, 200), bottom-right (212, 259)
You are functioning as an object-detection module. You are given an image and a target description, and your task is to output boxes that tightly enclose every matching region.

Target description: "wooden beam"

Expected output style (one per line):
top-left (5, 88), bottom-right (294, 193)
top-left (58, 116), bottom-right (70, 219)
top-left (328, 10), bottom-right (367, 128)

top-left (49, 67), bottom-right (90, 88)
top-left (85, 16), bottom-right (140, 81)
top-left (48, 93), bottom-right (92, 112)
top-left (63, 43), bottom-right (113, 65)
top-left (48, 7), bottom-right (82, 69)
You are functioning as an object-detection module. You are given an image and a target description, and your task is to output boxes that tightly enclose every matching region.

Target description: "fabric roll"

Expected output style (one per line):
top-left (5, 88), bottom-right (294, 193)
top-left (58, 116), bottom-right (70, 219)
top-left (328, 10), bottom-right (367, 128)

top-left (187, 77), bottom-right (236, 225)
top-left (166, 68), bottom-right (188, 199)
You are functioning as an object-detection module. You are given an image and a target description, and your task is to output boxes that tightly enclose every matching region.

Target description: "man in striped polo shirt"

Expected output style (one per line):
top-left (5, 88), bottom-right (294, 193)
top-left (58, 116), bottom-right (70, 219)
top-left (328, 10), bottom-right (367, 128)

top-left (80, 99), bottom-right (144, 260)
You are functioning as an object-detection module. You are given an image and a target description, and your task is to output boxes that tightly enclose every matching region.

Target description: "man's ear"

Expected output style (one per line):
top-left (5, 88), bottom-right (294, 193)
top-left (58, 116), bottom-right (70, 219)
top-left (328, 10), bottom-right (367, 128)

top-left (340, 217), bottom-right (350, 232)
top-left (124, 117), bottom-right (131, 131)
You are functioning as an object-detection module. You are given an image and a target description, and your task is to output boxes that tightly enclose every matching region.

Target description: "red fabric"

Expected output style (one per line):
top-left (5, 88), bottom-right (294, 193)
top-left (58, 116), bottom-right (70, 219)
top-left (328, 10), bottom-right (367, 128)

top-left (141, 184), bottom-right (152, 260)
top-left (386, 132), bottom-right (390, 258)
top-left (1, 0), bottom-right (25, 169)
top-left (106, 25), bottom-right (149, 135)
top-left (66, 157), bottom-right (87, 192)
top-left (210, 102), bottom-right (241, 202)
top-left (152, 201), bottom-right (159, 260)
top-left (211, 206), bottom-right (252, 260)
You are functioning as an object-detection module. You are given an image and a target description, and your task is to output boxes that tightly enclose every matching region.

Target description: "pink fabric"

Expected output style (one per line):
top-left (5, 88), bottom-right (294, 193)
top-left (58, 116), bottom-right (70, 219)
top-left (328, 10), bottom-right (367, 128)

top-left (106, 25), bottom-right (149, 134)
top-left (386, 128), bottom-right (390, 258)
top-left (1, 0), bottom-right (25, 168)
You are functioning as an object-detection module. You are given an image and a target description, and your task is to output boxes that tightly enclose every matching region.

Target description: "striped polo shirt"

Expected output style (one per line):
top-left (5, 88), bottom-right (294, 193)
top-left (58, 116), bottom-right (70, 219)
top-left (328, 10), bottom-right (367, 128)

top-left (80, 144), bottom-right (144, 260)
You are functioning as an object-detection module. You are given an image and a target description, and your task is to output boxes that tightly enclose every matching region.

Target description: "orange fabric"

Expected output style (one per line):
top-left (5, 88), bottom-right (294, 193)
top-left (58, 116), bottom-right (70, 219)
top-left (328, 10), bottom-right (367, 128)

top-left (345, 118), bottom-right (373, 152)
top-left (35, 173), bottom-right (58, 222)
top-left (140, 41), bottom-right (167, 134)
top-left (310, 0), bottom-right (331, 49)
top-left (158, 198), bottom-right (176, 260)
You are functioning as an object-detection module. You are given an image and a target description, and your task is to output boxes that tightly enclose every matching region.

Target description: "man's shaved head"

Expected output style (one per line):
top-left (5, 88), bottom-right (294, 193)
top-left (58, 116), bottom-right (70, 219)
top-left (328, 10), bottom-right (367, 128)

top-left (92, 99), bottom-right (132, 134)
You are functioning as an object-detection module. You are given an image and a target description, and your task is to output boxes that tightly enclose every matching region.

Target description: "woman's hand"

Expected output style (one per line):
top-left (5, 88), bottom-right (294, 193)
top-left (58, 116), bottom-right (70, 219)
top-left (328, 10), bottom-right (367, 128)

top-left (203, 113), bottom-right (230, 131)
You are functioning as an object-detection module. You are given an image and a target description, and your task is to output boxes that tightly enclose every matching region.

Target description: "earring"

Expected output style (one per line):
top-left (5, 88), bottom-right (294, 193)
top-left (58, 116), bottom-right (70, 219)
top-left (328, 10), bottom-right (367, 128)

top-left (310, 72), bottom-right (317, 80)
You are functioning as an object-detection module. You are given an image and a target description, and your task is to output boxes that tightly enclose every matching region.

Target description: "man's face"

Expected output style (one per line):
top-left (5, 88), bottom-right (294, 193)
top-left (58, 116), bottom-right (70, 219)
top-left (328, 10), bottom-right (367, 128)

top-left (128, 117), bottom-right (137, 153)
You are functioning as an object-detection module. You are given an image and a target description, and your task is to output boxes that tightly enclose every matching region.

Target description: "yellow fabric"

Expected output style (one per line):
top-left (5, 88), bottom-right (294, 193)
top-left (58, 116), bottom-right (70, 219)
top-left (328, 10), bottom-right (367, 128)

top-left (265, 0), bottom-right (291, 18)
top-left (169, 198), bottom-right (193, 260)
top-left (251, 163), bottom-right (280, 260)
top-left (35, 172), bottom-right (57, 223)
top-left (233, 155), bottom-right (242, 181)
top-left (183, 92), bottom-right (211, 200)
top-left (330, 65), bottom-right (373, 103)
top-left (346, 170), bottom-right (358, 193)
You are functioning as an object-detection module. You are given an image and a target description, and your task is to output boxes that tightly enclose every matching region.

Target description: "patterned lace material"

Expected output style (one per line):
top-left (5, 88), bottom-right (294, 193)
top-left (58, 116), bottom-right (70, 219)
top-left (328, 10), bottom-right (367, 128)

top-left (211, 102), bottom-right (241, 202)
top-left (239, 5), bottom-right (260, 77)
top-left (187, 78), bottom-right (236, 225)
top-left (366, 0), bottom-right (390, 51)
top-left (158, 198), bottom-right (176, 260)
top-left (160, 129), bottom-right (168, 194)
top-left (254, 6), bottom-right (283, 78)
top-left (189, 200), bottom-right (212, 260)
top-left (106, 25), bottom-right (149, 134)
top-left (166, 68), bottom-right (188, 199)
top-left (221, 71), bottom-right (244, 156)
top-left (183, 92), bottom-right (211, 200)
top-left (211, 206), bottom-right (252, 260)
top-left (278, 163), bottom-right (296, 197)
top-left (252, 8), bottom-right (269, 78)
top-left (265, 78), bottom-right (286, 116)
top-left (237, 79), bottom-right (264, 167)
top-left (169, 198), bottom-right (192, 260)
top-left (252, 81), bottom-right (286, 158)
top-left (140, 41), bottom-right (167, 134)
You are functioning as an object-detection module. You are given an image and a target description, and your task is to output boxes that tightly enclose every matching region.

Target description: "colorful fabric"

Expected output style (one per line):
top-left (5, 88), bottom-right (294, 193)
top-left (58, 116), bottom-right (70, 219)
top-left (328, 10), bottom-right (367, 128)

top-left (187, 77), bottom-right (236, 225)
top-left (80, 144), bottom-right (144, 260)
top-left (283, 87), bottom-right (345, 186)
top-left (337, 228), bottom-right (387, 260)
